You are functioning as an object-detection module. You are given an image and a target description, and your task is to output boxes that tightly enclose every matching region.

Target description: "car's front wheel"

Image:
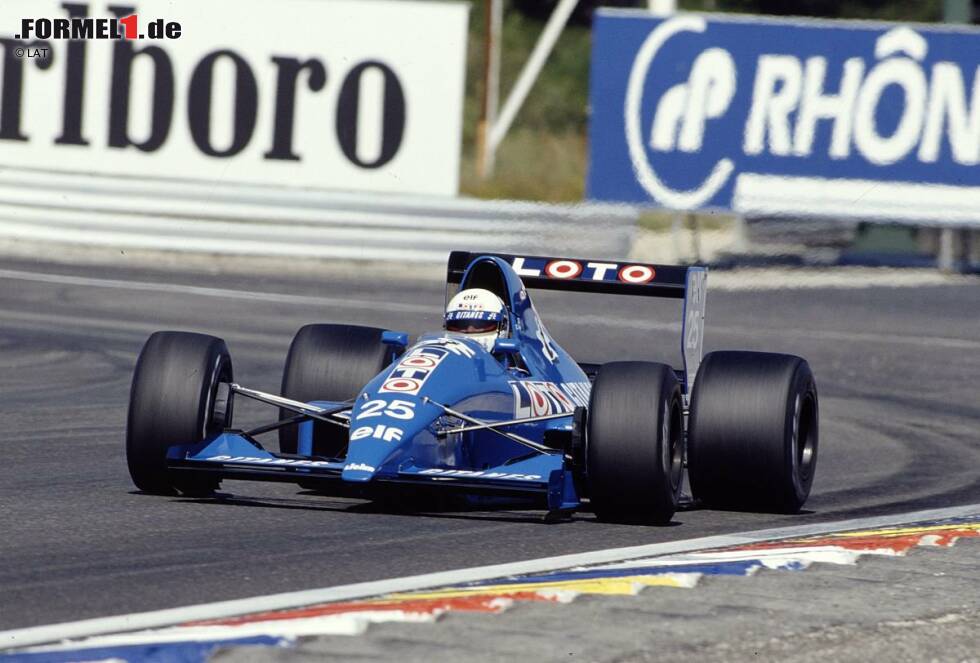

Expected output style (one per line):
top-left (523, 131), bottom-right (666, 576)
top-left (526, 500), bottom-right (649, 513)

top-left (127, 331), bottom-right (233, 496)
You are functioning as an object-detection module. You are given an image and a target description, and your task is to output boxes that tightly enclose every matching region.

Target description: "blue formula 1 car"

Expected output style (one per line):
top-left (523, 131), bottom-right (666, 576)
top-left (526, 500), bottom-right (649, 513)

top-left (126, 252), bottom-right (818, 524)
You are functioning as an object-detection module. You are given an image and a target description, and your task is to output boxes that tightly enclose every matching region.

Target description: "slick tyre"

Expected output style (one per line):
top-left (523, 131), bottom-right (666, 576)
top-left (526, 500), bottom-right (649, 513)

top-left (127, 331), bottom-right (233, 496)
top-left (280, 324), bottom-right (395, 458)
top-left (687, 351), bottom-right (818, 513)
top-left (587, 362), bottom-right (684, 524)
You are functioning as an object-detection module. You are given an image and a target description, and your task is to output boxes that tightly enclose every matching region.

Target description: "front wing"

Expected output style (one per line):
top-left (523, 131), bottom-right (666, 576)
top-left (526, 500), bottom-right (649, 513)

top-left (166, 432), bottom-right (579, 511)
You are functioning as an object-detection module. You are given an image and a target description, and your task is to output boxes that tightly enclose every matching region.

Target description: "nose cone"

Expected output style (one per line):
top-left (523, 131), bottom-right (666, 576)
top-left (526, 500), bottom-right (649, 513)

top-left (342, 403), bottom-right (443, 482)
top-left (341, 335), bottom-right (513, 483)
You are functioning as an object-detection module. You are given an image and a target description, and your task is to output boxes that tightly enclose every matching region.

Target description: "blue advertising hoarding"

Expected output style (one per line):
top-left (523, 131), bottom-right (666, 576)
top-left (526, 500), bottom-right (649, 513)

top-left (587, 11), bottom-right (980, 225)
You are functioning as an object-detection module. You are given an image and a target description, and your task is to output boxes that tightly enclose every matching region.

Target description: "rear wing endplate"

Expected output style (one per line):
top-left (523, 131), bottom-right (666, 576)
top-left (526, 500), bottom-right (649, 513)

top-left (447, 252), bottom-right (707, 394)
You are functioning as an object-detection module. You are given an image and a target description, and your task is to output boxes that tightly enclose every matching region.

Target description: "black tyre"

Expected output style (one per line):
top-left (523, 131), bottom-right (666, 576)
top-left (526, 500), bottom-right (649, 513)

top-left (279, 324), bottom-right (394, 457)
top-left (687, 351), bottom-right (818, 513)
top-left (127, 331), bottom-right (233, 496)
top-left (586, 362), bottom-right (684, 524)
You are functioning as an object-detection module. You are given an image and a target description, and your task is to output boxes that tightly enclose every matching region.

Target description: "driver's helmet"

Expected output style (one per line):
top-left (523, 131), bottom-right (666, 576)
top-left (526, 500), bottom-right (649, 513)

top-left (444, 288), bottom-right (509, 351)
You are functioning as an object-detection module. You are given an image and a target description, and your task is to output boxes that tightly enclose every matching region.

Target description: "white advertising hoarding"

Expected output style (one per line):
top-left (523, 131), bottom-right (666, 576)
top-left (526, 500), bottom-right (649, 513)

top-left (0, 0), bottom-right (468, 196)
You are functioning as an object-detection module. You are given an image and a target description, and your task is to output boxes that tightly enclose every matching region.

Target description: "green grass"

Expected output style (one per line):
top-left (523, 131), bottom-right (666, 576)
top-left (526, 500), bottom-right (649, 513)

top-left (637, 210), bottom-right (735, 232)
top-left (461, 129), bottom-right (586, 201)
top-left (460, 3), bottom-right (591, 202)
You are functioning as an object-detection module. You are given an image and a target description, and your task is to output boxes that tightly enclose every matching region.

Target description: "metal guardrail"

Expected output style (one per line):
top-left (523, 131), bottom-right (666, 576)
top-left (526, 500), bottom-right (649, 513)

top-left (0, 170), bottom-right (638, 263)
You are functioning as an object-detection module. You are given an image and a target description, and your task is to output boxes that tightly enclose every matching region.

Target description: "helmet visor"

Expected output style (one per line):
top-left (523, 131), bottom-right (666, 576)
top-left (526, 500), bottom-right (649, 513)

top-left (445, 309), bottom-right (502, 335)
top-left (446, 318), bottom-right (499, 334)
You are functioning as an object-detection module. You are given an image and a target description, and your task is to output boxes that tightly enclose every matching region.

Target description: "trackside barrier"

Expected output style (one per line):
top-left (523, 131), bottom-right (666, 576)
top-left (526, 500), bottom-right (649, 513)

top-left (0, 170), bottom-right (638, 263)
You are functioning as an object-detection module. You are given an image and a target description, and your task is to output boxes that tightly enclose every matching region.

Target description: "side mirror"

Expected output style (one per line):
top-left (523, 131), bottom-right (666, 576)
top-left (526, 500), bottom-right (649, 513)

top-left (381, 330), bottom-right (409, 352)
top-left (492, 338), bottom-right (520, 355)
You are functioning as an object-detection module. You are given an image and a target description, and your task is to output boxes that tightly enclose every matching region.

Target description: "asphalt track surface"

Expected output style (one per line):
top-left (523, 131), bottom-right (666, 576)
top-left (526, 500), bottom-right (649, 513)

top-left (0, 257), bottom-right (977, 632)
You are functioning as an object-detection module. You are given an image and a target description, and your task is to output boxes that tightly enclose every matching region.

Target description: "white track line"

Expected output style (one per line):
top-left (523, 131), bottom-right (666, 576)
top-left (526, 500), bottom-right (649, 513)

top-left (1, 503), bottom-right (977, 651)
top-left (0, 309), bottom-right (288, 350)
top-left (0, 268), bottom-right (433, 314)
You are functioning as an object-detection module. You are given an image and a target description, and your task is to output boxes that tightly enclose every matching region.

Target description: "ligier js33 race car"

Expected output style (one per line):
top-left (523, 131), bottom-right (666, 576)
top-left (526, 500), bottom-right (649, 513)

top-left (126, 252), bottom-right (818, 524)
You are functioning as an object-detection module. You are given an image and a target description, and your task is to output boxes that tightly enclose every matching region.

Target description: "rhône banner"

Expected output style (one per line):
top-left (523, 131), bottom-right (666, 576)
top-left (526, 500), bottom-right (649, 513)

top-left (588, 10), bottom-right (980, 225)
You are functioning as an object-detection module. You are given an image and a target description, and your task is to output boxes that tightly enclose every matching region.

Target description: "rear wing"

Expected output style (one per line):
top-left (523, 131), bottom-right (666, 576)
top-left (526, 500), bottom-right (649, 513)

top-left (447, 252), bottom-right (707, 395)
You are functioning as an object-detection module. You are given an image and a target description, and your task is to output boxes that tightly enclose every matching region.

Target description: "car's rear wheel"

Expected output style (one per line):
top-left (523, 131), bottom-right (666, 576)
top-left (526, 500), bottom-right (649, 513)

top-left (687, 351), bottom-right (818, 513)
top-left (279, 324), bottom-right (395, 458)
top-left (586, 361), bottom-right (683, 524)
top-left (127, 331), bottom-right (233, 496)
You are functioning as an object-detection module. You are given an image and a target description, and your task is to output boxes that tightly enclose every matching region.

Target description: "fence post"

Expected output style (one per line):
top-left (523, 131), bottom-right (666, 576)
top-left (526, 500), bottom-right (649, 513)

top-left (488, 0), bottom-right (579, 156)
top-left (938, 228), bottom-right (956, 272)
top-left (476, 0), bottom-right (503, 179)
top-left (936, 0), bottom-right (971, 272)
